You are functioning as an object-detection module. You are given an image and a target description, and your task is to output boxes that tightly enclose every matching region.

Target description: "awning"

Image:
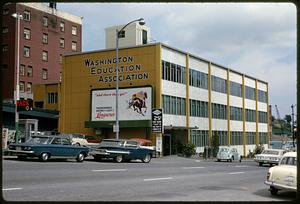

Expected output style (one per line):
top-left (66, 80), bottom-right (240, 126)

top-left (164, 125), bottom-right (199, 130)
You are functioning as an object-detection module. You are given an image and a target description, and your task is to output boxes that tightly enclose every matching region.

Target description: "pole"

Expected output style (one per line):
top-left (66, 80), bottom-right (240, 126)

top-left (15, 14), bottom-right (21, 143)
top-left (115, 29), bottom-right (119, 139)
top-left (291, 104), bottom-right (295, 148)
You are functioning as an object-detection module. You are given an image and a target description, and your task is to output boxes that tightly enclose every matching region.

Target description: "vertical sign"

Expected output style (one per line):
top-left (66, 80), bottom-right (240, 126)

top-left (152, 108), bottom-right (163, 133)
top-left (2, 128), bottom-right (8, 149)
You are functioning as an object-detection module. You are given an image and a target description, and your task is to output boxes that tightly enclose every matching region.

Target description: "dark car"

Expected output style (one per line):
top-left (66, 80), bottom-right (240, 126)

top-left (90, 139), bottom-right (154, 163)
top-left (6, 135), bottom-right (89, 162)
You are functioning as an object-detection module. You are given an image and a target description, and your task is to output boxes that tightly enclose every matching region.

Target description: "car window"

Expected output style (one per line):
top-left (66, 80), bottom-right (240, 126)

top-left (62, 138), bottom-right (71, 145)
top-left (51, 137), bottom-right (61, 145)
top-left (280, 157), bottom-right (297, 166)
top-left (100, 140), bottom-right (124, 147)
top-left (220, 148), bottom-right (229, 152)
top-left (27, 136), bottom-right (51, 144)
top-left (125, 141), bottom-right (138, 148)
top-left (262, 150), bottom-right (279, 155)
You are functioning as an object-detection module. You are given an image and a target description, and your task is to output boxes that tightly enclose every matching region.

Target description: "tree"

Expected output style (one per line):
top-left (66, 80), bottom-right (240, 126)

top-left (284, 115), bottom-right (292, 124)
top-left (211, 134), bottom-right (220, 157)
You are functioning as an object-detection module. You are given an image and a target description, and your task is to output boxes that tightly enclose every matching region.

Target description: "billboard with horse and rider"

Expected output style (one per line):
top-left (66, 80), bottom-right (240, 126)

top-left (91, 86), bottom-right (152, 121)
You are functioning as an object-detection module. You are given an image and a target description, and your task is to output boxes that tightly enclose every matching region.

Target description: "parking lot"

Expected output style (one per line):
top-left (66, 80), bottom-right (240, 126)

top-left (2, 156), bottom-right (296, 201)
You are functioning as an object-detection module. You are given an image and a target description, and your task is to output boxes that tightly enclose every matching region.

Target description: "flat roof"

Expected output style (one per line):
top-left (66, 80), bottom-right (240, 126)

top-left (64, 42), bottom-right (267, 84)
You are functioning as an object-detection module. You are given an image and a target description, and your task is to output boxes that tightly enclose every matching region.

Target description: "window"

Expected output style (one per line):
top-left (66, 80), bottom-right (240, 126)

top-left (42, 69), bottom-right (48, 80)
top-left (42, 16), bottom-right (48, 27)
top-left (246, 109), bottom-right (256, 122)
top-left (24, 28), bottom-right (30, 39)
top-left (212, 76), bottom-right (227, 94)
top-left (245, 86), bottom-right (256, 100)
top-left (51, 137), bottom-right (61, 145)
top-left (27, 82), bottom-right (32, 93)
top-left (3, 9), bottom-right (9, 15)
top-left (60, 21), bottom-right (65, 32)
top-left (42, 33), bottom-right (48, 44)
top-left (230, 106), bottom-right (243, 121)
top-left (246, 132), bottom-right (256, 145)
top-left (20, 81), bottom-right (25, 92)
top-left (2, 44), bottom-right (8, 52)
top-left (212, 103), bottom-right (227, 120)
top-left (258, 111), bottom-right (268, 123)
top-left (230, 81), bottom-right (242, 97)
top-left (190, 130), bottom-right (209, 147)
top-left (23, 46), bottom-right (30, 57)
top-left (23, 10), bottom-right (30, 21)
top-left (258, 90), bottom-right (267, 103)
top-left (72, 41), bottom-right (77, 51)
top-left (42, 51), bottom-right (48, 61)
top-left (72, 26), bottom-right (77, 35)
top-left (162, 60), bottom-right (186, 85)
top-left (20, 64), bottom-right (25, 76)
top-left (2, 27), bottom-right (8, 34)
top-left (162, 94), bottom-right (186, 115)
top-left (142, 30), bottom-right (147, 44)
top-left (27, 66), bottom-right (33, 77)
top-left (59, 54), bottom-right (63, 64)
top-left (189, 68), bottom-right (208, 89)
top-left (118, 30), bottom-right (125, 38)
top-left (60, 38), bottom-right (65, 48)
top-left (48, 92), bottom-right (58, 104)
top-left (230, 132), bottom-right (243, 145)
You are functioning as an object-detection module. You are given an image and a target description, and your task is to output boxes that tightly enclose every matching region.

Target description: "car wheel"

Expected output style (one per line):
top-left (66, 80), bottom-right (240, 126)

top-left (17, 155), bottom-right (27, 160)
top-left (259, 162), bottom-right (263, 166)
top-left (115, 155), bottom-right (123, 163)
top-left (40, 152), bottom-right (50, 162)
top-left (270, 187), bottom-right (278, 195)
top-left (76, 152), bottom-right (85, 162)
top-left (142, 154), bottom-right (151, 163)
top-left (74, 143), bottom-right (81, 146)
top-left (230, 157), bottom-right (233, 162)
top-left (217, 159), bottom-right (220, 162)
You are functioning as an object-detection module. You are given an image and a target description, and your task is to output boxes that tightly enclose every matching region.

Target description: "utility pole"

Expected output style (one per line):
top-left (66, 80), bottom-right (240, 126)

top-left (291, 104), bottom-right (295, 148)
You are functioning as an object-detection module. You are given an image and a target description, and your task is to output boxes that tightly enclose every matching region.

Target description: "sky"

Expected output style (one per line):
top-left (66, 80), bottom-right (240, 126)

top-left (58, 2), bottom-right (296, 118)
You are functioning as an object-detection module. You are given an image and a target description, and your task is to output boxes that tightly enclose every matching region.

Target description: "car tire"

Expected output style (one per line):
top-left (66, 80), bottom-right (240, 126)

top-left (40, 152), bottom-right (50, 162)
top-left (217, 159), bottom-right (220, 162)
top-left (115, 155), bottom-right (123, 163)
top-left (17, 155), bottom-right (27, 160)
top-left (270, 187), bottom-right (278, 195)
top-left (259, 162), bottom-right (263, 166)
top-left (230, 157), bottom-right (233, 162)
top-left (76, 152), bottom-right (85, 162)
top-left (74, 143), bottom-right (81, 147)
top-left (142, 154), bottom-right (151, 163)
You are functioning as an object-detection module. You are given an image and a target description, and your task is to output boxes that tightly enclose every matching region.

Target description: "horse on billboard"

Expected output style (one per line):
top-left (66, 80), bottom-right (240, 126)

top-left (128, 91), bottom-right (148, 116)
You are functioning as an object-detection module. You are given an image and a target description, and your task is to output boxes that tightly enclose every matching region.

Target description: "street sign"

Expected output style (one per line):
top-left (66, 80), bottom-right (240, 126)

top-left (152, 108), bottom-right (163, 133)
top-left (17, 99), bottom-right (33, 112)
top-left (113, 124), bottom-right (119, 133)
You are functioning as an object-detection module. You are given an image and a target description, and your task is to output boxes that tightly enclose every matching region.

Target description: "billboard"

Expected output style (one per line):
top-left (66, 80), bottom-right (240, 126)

top-left (91, 87), bottom-right (152, 121)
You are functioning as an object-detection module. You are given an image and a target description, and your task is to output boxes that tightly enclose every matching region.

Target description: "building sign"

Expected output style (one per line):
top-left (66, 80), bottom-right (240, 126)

top-left (152, 108), bottom-right (163, 133)
top-left (17, 99), bottom-right (33, 111)
top-left (84, 56), bottom-right (149, 83)
top-left (2, 128), bottom-right (8, 149)
top-left (91, 87), bottom-right (152, 121)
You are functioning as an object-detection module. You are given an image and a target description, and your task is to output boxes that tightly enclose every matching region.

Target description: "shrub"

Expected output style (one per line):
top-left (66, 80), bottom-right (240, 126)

top-left (182, 143), bottom-right (196, 157)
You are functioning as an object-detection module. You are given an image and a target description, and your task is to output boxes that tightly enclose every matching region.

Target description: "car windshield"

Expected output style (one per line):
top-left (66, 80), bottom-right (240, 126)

top-left (220, 148), bottom-right (229, 152)
top-left (262, 150), bottom-right (280, 155)
top-left (26, 136), bottom-right (51, 144)
top-left (100, 140), bottom-right (124, 147)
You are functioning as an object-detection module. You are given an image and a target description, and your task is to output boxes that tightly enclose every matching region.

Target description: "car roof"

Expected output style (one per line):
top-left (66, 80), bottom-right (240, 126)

top-left (282, 151), bottom-right (297, 157)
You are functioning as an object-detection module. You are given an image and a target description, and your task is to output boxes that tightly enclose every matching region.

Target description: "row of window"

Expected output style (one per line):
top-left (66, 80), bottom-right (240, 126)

top-left (20, 65), bottom-right (48, 80)
top-left (162, 95), bottom-right (186, 115)
top-left (162, 60), bottom-right (187, 84)
top-left (19, 81), bottom-right (32, 93)
top-left (161, 61), bottom-right (267, 103)
top-left (3, 8), bottom-right (78, 35)
top-left (163, 94), bottom-right (267, 123)
top-left (190, 131), bottom-right (267, 147)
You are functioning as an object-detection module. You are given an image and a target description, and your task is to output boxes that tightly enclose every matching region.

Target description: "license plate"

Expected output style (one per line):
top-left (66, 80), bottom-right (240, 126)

top-left (16, 147), bottom-right (22, 151)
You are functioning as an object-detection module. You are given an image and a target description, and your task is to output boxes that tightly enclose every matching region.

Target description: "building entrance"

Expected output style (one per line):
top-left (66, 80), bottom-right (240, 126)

top-left (163, 129), bottom-right (187, 156)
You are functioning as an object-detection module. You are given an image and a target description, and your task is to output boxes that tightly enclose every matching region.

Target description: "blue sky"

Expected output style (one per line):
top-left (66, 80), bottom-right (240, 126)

top-left (58, 2), bottom-right (296, 118)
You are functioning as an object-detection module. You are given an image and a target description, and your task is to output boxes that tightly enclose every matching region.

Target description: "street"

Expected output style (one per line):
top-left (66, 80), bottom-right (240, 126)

top-left (2, 156), bottom-right (296, 201)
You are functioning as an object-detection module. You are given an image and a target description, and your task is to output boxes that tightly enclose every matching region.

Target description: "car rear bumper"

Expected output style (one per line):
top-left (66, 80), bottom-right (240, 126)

top-left (264, 180), bottom-right (297, 191)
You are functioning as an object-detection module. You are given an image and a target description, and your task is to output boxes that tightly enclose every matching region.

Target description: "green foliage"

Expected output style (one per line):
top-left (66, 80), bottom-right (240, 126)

top-left (211, 134), bottom-right (220, 157)
top-left (181, 143), bottom-right (196, 157)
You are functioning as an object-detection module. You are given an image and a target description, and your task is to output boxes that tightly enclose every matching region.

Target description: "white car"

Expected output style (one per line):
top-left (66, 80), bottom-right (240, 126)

top-left (264, 152), bottom-right (297, 195)
top-left (216, 147), bottom-right (242, 162)
top-left (254, 149), bottom-right (286, 166)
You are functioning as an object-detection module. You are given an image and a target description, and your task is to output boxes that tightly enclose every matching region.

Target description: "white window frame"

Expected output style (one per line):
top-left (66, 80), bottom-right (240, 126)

top-left (42, 51), bottom-right (48, 61)
top-left (24, 46), bottom-right (30, 57)
top-left (72, 26), bottom-right (77, 35)
top-left (43, 16), bottom-right (48, 27)
top-left (42, 33), bottom-right (48, 44)
top-left (24, 28), bottom-right (30, 40)
top-left (72, 41), bottom-right (77, 51)
top-left (23, 10), bottom-right (30, 21)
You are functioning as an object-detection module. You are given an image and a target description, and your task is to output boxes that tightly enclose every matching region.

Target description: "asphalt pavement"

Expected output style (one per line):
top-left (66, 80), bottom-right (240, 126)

top-left (2, 155), bottom-right (297, 201)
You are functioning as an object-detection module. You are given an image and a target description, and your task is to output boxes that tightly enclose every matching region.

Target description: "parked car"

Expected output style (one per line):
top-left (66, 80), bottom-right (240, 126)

top-left (90, 139), bottom-right (154, 163)
top-left (6, 135), bottom-right (89, 162)
top-left (61, 134), bottom-right (89, 146)
top-left (216, 147), bottom-right (242, 162)
top-left (264, 151), bottom-right (297, 195)
top-left (84, 135), bottom-right (101, 145)
top-left (129, 138), bottom-right (157, 157)
top-left (254, 149), bottom-right (286, 166)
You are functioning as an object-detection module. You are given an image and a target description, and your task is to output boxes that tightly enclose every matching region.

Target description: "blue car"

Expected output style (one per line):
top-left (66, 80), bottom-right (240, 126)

top-left (7, 135), bottom-right (89, 162)
top-left (90, 139), bottom-right (154, 163)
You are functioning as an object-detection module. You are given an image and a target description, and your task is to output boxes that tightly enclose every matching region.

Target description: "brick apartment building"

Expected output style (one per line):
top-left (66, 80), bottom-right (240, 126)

top-left (2, 2), bottom-right (82, 107)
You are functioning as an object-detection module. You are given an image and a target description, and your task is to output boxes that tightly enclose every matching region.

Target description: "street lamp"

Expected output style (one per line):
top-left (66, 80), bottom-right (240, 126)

top-left (115, 18), bottom-right (145, 139)
top-left (12, 13), bottom-right (23, 143)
